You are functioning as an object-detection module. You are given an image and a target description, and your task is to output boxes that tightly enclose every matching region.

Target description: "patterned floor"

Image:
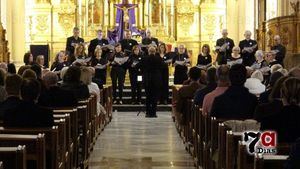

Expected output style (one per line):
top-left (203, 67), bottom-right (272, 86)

top-left (89, 111), bottom-right (195, 169)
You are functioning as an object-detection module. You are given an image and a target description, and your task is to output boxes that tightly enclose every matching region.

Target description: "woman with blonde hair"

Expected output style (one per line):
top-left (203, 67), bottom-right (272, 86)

top-left (91, 46), bottom-right (109, 87)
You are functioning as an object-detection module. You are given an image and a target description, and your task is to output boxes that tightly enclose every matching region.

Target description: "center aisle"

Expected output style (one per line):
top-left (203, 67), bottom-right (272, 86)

top-left (89, 111), bottom-right (195, 169)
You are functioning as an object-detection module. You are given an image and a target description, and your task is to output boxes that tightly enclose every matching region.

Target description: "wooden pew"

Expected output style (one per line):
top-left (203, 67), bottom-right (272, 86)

top-left (202, 115), bottom-right (211, 169)
top-left (225, 131), bottom-right (243, 169)
top-left (53, 108), bottom-right (78, 168)
top-left (217, 123), bottom-right (231, 169)
top-left (237, 141), bottom-right (253, 169)
top-left (254, 154), bottom-right (288, 169)
top-left (0, 127), bottom-right (60, 169)
top-left (0, 134), bottom-right (46, 169)
top-left (0, 146), bottom-right (26, 169)
top-left (54, 118), bottom-right (68, 169)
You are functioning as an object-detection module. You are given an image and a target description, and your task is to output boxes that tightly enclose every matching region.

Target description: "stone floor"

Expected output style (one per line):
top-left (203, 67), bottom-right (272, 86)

top-left (89, 111), bottom-right (195, 169)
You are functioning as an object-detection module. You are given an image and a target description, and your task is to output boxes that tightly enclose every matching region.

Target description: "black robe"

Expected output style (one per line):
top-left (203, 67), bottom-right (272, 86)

top-left (88, 38), bottom-right (109, 57)
top-left (119, 39), bottom-right (138, 56)
top-left (239, 39), bottom-right (258, 66)
top-left (215, 37), bottom-right (234, 65)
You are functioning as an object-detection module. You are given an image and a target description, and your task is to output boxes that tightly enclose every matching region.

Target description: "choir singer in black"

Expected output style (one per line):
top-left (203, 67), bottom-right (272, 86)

top-left (66, 27), bottom-right (84, 56)
top-left (119, 30), bottom-right (138, 56)
top-left (142, 46), bottom-right (164, 118)
top-left (271, 35), bottom-right (286, 66)
top-left (88, 29), bottom-right (109, 57)
top-left (172, 44), bottom-right (190, 84)
top-left (215, 29), bottom-right (234, 65)
top-left (141, 29), bottom-right (159, 54)
top-left (239, 30), bottom-right (258, 66)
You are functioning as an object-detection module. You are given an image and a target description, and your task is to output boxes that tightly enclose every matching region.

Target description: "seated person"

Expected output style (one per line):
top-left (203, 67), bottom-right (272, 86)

top-left (176, 67), bottom-right (202, 125)
top-left (194, 67), bottom-right (217, 106)
top-left (0, 74), bottom-right (23, 120)
top-left (0, 68), bottom-right (7, 103)
top-left (38, 71), bottom-right (77, 108)
top-left (227, 46), bottom-right (243, 67)
top-left (285, 138), bottom-right (300, 169)
top-left (288, 67), bottom-right (300, 79)
top-left (244, 70), bottom-right (266, 95)
top-left (60, 66), bottom-right (90, 100)
top-left (259, 71), bottom-right (283, 104)
top-left (254, 76), bottom-right (288, 122)
top-left (3, 78), bottom-right (54, 127)
top-left (211, 64), bottom-right (258, 119)
top-left (202, 65), bottom-right (230, 116)
top-left (260, 77), bottom-right (300, 143)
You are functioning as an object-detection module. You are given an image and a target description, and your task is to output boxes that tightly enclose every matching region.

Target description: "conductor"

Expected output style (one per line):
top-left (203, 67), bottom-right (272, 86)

top-left (142, 46), bottom-right (164, 118)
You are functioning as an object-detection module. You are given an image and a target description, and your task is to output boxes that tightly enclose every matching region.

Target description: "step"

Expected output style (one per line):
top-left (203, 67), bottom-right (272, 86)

top-left (113, 104), bottom-right (172, 112)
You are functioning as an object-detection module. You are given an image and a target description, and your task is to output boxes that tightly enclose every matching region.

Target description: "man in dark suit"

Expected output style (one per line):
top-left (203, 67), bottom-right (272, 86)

top-left (38, 72), bottom-right (77, 108)
top-left (239, 30), bottom-right (258, 66)
top-left (210, 64), bottom-right (258, 119)
top-left (271, 35), bottom-right (286, 66)
top-left (3, 78), bottom-right (54, 127)
top-left (0, 74), bottom-right (23, 120)
top-left (142, 46), bottom-right (164, 118)
top-left (66, 27), bottom-right (84, 56)
top-left (88, 29), bottom-right (109, 57)
top-left (215, 29), bottom-right (235, 65)
top-left (119, 30), bottom-right (138, 56)
top-left (141, 29), bottom-right (159, 54)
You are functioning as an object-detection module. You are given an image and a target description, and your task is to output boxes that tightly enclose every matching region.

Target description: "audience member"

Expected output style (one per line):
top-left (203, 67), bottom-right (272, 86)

top-left (285, 138), bottom-right (300, 169)
top-left (176, 67), bottom-right (202, 125)
top-left (259, 71), bottom-right (283, 104)
top-left (0, 63), bottom-right (7, 72)
top-left (7, 63), bottom-right (16, 74)
top-left (17, 65), bottom-right (31, 76)
top-left (0, 74), bottom-right (22, 119)
top-left (254, 76), bottom-right (289, 122)
top-left (60, 66), bottom-right (90, 100)
top-left (38, 71), bottom-right (77, 108)
top-left (288, 67), bottom-right (300, 79)
top-left (260, 77), bottom-right (300, 143)
top-left (210, 64), bottom-right (257, 119)
top-left (3, 78), bottom-right (54, 127)
top-left (244, 70), bottom-right (266, 95)
top-left (23, 52), bottom-right (34, 65)
top-left (22, 69), bottom-right (37, 79)
top-left (193, 67), bottom-right (217, 106)
top-left (0, 69), bottom-right (7, 102)
top-left (202, 65), bottom-right (230, 115)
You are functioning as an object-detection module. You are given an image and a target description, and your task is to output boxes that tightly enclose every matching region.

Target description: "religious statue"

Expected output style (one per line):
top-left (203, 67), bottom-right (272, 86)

top-left (114, 0), bottom-right (138, 30)
top-left (290, 1), bottom-right (300, 16)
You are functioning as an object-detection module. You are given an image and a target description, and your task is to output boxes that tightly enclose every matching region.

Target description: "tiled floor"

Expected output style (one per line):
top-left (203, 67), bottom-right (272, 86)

top-left (89, 111), bottom-right (195, 169)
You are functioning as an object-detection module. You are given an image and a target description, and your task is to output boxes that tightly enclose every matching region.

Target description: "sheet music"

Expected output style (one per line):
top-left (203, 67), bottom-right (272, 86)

top-left (94, 64), bottom-right (107, 69)
top-left (101, 44), bottom-right (115, 50)
top-left (196, 63), bottom-right (212, 69)
top-left (216, 43), bottom-right (229, 52)
top-left (243, 44), bottom-right (257, 53)
top-left (113, 57), bottom-right (129, 65)
top-left (227, 58), bottom-right (243, 67)
top-left (164, 59), bottom-right (173, 64)
top-left (73, 57), bottom-right (91, 65)
top-left (175, 60), bottom-right (185, 66)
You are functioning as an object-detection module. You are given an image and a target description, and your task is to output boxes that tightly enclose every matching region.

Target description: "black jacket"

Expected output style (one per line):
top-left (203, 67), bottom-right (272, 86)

top-left (3, 100), bottom-right (54, 127)
top-left (271, 44), bottom-right (286, 65)
top-left (141, 54), bottom-right (164, 88)
top-left (260, 105), bottom-right (300, 143)
top-left (216, 37), bottom-right (235, 64)
top-left (0, 96), bottom-right (22, 120)
top-left (254, 99), bottom-right (283, 122)
top-left (88, 38), bottom-right (109, 57)
top-left (239, 39), bottom-right (258, 66)
top-left (38, 86), bottom-right (78, 108)
top-left (197, 54), bottom-right (212, 66)
top-left (193, 82), bottom-right (217, 106)
top-left (211, 86), bottom-right (258, 119)
top-left (60, 82), bottom-right (90, 101)
top-left (119, 39), bottom-right (138, 55)
top-left (65, 36), bottom-right (84, 55)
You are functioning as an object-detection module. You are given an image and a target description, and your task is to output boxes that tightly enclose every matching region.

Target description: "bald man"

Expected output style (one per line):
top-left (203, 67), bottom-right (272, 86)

top-left (66, 27), bottom-right (84, 56)
top-left (271, 35), bottom-right (286, 66)
top-left (215, 29), bottom-right (235, 65)
top-left (141, 29), bottom-right (159, 54)
top-left (239, 30), bottom-right (258, 66)
top-left (119, 30), bottom-right (138, 56)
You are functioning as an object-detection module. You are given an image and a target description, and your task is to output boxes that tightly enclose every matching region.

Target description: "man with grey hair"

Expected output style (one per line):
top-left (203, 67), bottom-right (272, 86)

top-left (38, 71), bottom-right (77, 107)
top-left (271, 35), bottom-right (286, 66)
top-left (215, 29), bottom-right (235, 65)
top-left (66, 27), bottom-right (84, 56)
top-left (239, 30), bottom-right (258, 66)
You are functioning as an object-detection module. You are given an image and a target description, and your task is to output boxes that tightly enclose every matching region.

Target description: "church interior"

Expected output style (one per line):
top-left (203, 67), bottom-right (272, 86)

top-left (0, 0), bottom-right (299, 169)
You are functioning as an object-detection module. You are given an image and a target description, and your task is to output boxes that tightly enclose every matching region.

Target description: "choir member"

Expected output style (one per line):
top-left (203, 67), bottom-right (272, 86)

top-left (109, 43), bottom-right (128, 104)
top-left (142, 46), bottom-right (164, 118)
top-left (35, 55), bottom-right (45, 69)
top-left (119, 30), bottom-right (138, 56)
top-left (196, 44), bottom-right (212, 69)
top-left (266, 51), bottom-right (280, 67)
top-left (215, 29), bottom-right (235, 65)
top-left (65, 27), bottom-right (84, 56)
top-left (50, 51), bottom-right (68, 72)
top-left (158, 43), bottom-right (171, 104)
top-left (91, 46), bottom-right (110, 87)
top-left (239, 30), bottom-right (258, 66)
top-left (250, 50), bottom-right (269, 74)
top-left (227, 46), bottom-right (243, 67)
top-left (141, 29), bottom-right (159, 54)
top-left (71, 43), bottom-right (90, 66)
top-left (128, 45), bottom-right (143, 104)
top-left (88, 29), bottom-right (109, 57)
top-left (271, 35), bottom-right (286, 66)
top-left (23, 52), bottom-right (34, 65)
top-left (172, 44), bottom-right (190, 84)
